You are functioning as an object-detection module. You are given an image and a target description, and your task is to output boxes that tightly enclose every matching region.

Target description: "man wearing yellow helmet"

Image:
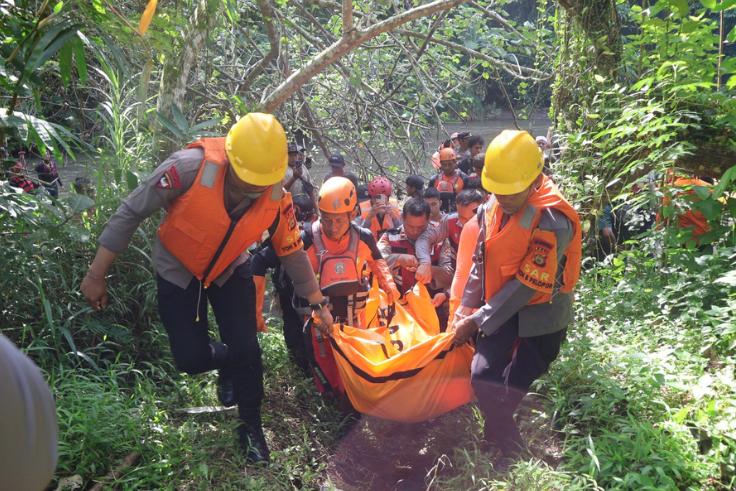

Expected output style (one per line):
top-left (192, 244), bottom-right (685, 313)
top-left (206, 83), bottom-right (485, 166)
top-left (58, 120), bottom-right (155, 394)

top-left (451, 130), bottom-right (582, 469)
top-left (252, 177), bottom-right (399, 399)
top-left (80, 113), bottom-right (332, 464)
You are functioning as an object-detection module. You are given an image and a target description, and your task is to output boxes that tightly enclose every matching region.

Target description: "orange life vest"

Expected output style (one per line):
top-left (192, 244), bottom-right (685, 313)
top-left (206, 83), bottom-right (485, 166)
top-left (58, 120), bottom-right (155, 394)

top-left (311, 221), bottom-right (362, 297)
top-left (481, 175), bottom-right (581, 304)
top-left (158, 137), bottom-right (300, 287)
top-left (361, 202), bottom-right (401, 240)
top-left (662, 177), bottom-right (710, 244)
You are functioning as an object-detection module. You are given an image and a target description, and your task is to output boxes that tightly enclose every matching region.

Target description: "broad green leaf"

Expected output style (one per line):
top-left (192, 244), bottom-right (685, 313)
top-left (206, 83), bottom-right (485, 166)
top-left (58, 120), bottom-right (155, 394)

top-left (138, 59), bottom-right (153, 124)
top-left (73, 36), bottom-right (87, 85)
top-left (669, 0), bottom-right (689, 17)
top-left (64, 194), bottom-right (95, 214)
top-left (24, 23), bottom-right (82, 76)
top-left (713, 0), bottom-right (736, 11)
top-left (692, 185), bottom-right (711, 200)
top-left (727, 26), bottom-right (736, 43)
top-left (126, 170), bottom-right (139, 191)
top-left (91, 0), bottom-right (105, 13)
top-left (138, 0), bottom-right (157, 35)
top-left (156, 113), bottom-right (186, 139)
top-left (59, 41), bottom-right (72, 85)
top-left (189, 118), bottom-right (222, 132)
top-left (701, 0), bottom-right (715, 8)
top-left (53, 1), bottom-right (63, 13)
top-left (171, 104), bottom-right (188, 133)
top-left (697, 198), bottom-right (723, 220)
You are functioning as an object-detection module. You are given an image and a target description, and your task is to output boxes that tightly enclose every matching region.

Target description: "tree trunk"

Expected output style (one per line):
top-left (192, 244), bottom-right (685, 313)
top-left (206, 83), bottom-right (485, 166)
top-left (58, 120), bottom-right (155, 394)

top-left (154, 0), bottom-right (222, 161)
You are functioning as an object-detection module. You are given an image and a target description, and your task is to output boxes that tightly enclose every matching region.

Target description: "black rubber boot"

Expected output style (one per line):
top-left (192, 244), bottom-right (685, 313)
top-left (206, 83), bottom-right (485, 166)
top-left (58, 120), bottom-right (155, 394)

top-left (216, 367), bottom-right (235, 407)
top-left (210, 341), bottom-right (234, 407)
top-left (237, 422), bottom-right (270, 464)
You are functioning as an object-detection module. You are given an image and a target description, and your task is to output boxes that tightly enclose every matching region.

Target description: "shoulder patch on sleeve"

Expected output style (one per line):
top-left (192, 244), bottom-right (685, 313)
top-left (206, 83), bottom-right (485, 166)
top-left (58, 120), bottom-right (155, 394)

top-left (515, 228), bottom-right (558, 293)
top-left (154, 166), bottom-right (182, 189)
top-left (200, 161), bottom-right (218, 188)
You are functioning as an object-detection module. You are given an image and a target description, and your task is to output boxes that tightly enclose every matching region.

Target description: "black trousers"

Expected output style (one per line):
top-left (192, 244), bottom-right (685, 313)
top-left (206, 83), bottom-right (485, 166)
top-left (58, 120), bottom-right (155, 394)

top-left (157, 262), bottom-right (263, 423)
top-left (276, 283), bottom-right (310, 375)
top-left (471, 313), bottom-right (566, 449)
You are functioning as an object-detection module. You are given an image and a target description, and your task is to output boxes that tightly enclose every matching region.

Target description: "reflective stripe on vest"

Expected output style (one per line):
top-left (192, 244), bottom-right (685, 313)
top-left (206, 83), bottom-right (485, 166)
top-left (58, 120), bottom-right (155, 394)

top-left (311, 221), bottom-right (362, 297)
top-left (481, 175), bottom-right (581, 305)
top-left (157, 137), bottom-right (282, 287)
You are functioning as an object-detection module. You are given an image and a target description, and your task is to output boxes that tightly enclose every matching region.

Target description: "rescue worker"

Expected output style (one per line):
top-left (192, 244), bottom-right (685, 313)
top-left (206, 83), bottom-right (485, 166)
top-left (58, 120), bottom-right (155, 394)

top-left (405, 175), bottom-right (424, 199)
top-left (452, 130), bottom-right (581, 469)
top-left (660, 173), bottom-right (713, 249)
top-left (34, 150), bottom-right (64, 198)
top-left (458, 135), bottom-right (485, 175)
top-left (378, 198), bottom-right (454, 330)
top-left (284, 143), bottom-right (318, 212)
top-left (423, 187), bottom-right (444, 223)
top-left (251, 177), bottom-right (399, 396)
top-left (454, 131), bottom-right (472, 159)
top-left (415, 188), bottom-right (486, 280)
top-left (80, 113), bottom-right (333, 464)
top-left (428, 148), bottom-right (469, 214)
top-left (0, 334), bottom-right (58, 491)
top-left (467, 152), bottom-right (486, 191)
top-left (8, 163), bottom-right (39, 193)
top-left (360, 176), bottom-right (402, 240)
top-left (323, 152), bottom-right (359, 188)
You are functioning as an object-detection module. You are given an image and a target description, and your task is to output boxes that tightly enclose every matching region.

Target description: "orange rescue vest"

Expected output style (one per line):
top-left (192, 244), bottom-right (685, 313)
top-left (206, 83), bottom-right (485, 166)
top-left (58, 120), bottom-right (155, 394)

top-left (481, 175), bottom-right (581, 304)
top-left (311, 221), bottom-right (362, 297)
top-left (158, 137), bottom-right (299, 287)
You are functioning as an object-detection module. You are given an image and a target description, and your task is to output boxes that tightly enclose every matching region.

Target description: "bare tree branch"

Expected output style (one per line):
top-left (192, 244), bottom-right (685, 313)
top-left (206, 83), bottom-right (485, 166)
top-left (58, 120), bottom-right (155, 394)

top-left (241, 0), bottom-right (281, 93)
top-left (343, 0), bottom-right (353, 33)
top-left (392, 27), bottom-right (551, 80)
top-left (259, 0), bottom-right (471, 112)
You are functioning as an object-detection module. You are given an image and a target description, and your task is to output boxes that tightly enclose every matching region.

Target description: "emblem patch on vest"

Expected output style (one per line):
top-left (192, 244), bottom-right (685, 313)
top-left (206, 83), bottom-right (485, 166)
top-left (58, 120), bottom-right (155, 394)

top-left (155, 166), bottom-right (181, 189)
top-left (334, 262), bottom-right (346, 276)
top-left (515, 229), bottom-right (558, 294)
top-left (200, 161), bottom-right (218, 188)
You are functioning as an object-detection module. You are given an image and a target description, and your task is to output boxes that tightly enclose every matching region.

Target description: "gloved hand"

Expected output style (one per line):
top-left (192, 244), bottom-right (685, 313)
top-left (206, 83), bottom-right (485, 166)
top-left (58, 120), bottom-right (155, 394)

top-left (253, 275), bottom-right (269, 333)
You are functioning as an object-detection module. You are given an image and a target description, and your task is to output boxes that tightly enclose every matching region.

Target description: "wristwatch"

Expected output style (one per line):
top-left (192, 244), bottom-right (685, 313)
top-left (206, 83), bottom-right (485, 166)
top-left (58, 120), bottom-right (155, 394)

top-left (310, 298), bottom-right (329, 311)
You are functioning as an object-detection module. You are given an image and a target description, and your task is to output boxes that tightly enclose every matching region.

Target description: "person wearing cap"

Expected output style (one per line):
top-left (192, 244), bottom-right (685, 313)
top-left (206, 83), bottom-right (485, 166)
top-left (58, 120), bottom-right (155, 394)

top-left (467, 152), bottom-right (486, 192)
top-left (405, 175), bottom-right (424, 199)
top-left (297, 145), bottom-right (312, 170)
top-left (427, 147), bottom-right (470, 214)
top-left (284, 143), bottom-right (318, 212)
top-left (80, 113), bottom-right (333, 465)
top-left (458, 135), bottom-right (485, 175)
top-left (451, 130), bottom-right (581, 469)
top-left (323, 152), bottom-right (359, 188)
top-left (455, 131), bottom-right (472, 159)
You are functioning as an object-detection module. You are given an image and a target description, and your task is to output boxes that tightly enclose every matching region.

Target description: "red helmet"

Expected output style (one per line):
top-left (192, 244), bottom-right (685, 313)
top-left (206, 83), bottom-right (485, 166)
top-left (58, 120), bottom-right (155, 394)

top-left (368, 177), bottom-right (392, 197)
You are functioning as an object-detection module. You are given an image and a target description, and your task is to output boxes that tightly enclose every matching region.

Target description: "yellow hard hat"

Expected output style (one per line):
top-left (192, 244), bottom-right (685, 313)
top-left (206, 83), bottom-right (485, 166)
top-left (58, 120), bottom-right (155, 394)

top-left (318, 177), bottom-right (357, 214)
top-left (225, 113), bottom-right (288, 186)
top-left (482, 130), bottom-right (543, 195)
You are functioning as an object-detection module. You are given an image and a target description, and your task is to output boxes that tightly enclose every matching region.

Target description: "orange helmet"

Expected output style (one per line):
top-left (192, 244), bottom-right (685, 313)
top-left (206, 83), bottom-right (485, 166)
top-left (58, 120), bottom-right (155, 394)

top-left (318, 177), bottom-right (357, 214)
top-left (439, 147), bottom-right (457, 162)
